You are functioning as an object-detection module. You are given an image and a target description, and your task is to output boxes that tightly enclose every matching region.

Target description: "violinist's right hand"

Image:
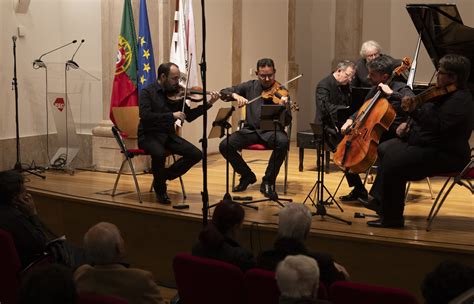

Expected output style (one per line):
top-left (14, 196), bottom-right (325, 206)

top-left (341, 119), bottom-right (353, 134)
top-left (232, 93), bottom-right (248, 107)
top-left (173, 111), bottom-right (186, 121)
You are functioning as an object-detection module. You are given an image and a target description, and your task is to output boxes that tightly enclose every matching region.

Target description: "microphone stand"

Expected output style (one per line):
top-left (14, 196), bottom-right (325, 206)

top-left (32, 40), bottom-right (77, 171)
top-left (12, 36), bottom-right (45, 179)
top-left (200, 0), bottom-right (210, 226)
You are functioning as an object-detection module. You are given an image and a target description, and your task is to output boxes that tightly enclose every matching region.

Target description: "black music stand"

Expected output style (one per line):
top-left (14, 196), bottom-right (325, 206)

top-left (241, 104), bottom-right (292, 208)
top-left (303, 123), bottom-right (351, 225)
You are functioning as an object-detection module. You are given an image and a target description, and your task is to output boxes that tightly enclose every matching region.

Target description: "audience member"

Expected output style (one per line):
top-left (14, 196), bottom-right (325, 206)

top-left (74, 222), bottom-right (164, 304)
top-left (0, 170), bottom-right (86, 269)
top-left (421, 260), bottom-right (474, 304)
top-left (19, 263), bottom-right (77, 304)
top-left (192, 200), bottom-right (256, 271)
top-left (276, 255), bottom-right (331, 304)
top-left (257, 203), bottom-right (348, 286)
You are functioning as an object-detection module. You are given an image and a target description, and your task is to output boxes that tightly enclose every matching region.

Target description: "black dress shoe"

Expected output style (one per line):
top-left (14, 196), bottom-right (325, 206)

top-left (340, 189), bottom-right (368, 201)
top-left (260, 181), bottom-right (278, 199)
top-left (358, 197), bottom-right (381, 214)
top-left (367, 218), bottom-right (404, 228)
top-left (233, 173), bottom-right (257, 192)
top-left (156, 192), bottom-right (171, 205)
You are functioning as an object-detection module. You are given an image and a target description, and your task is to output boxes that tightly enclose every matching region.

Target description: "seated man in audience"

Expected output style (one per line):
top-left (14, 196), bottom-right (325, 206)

top-left (192, 200), bottom-right (255, 271)
top-left (257, 203), bottom-right (348, 286)
top-left (74, 222), bottom-right (164, 304)
top-left (19, 263), bottom-right (77, 304)
top-left (0, 170), bottom-right (86, 269)
top-left (421, 260), bottom-right (474, 304)
top-left (276, 255), bottom-right (331, 304)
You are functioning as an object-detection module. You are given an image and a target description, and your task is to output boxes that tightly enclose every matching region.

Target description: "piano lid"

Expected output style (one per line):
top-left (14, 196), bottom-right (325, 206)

top-left (406, 4), bottom-right (474, 91)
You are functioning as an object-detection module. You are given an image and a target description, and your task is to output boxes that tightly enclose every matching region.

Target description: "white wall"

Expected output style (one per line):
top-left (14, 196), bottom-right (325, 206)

top-left (295, 0), bottom-right (336, 131)
top-left (181, 0), bottom-right (233, 152)
top-left (0, 0), bottom-right (102, 140)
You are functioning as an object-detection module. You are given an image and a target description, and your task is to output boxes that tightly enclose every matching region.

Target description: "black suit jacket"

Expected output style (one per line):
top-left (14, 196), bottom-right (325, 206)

top-left (138, 82), bottom-right (210, 140)
top-left (315, 73), bottom-right (351, 129)
top-left (257, 237), bottom-right (346, 287)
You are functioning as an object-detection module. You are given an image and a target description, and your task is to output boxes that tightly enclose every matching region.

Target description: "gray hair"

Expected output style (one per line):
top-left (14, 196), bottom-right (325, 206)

top-left (360, 40), bottom-right (382, 57)
top-left (276, 255), bottom-right (320, 299)
top-left (83, 222), bottom-right (124, 264)
top-left (336, 60), bottom-right (355, 71)
top-left (277, 203), bottom-right (312, 240)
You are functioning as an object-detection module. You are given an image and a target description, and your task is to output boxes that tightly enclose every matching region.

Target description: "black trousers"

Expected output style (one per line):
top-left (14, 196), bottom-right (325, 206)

top-left (219, 130), bottom-right (289, 184)
top-left (139, 133), bottom-right (202, 193)
top-left (370, 138), bottom-right (467, 221)
top-left (344, 130), bottom-right (396, 191)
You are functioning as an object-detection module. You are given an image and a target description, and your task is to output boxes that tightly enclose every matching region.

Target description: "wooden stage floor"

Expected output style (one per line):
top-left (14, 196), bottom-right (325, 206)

top-left (25, 143), bottom-right (473, 297)
top-left (27, 144), bottom-right (473, 253)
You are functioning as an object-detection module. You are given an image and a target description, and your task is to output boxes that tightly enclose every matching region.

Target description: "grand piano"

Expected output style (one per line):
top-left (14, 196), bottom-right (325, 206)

top-left (406, 3), bottom-right (474, 95)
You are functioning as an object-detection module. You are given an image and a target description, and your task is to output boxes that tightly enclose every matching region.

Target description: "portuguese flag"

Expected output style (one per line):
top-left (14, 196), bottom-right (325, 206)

top-left (109, 0), bottom-right (138, 124)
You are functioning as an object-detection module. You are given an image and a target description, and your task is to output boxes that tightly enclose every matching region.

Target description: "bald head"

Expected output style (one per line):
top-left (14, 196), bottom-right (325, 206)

top-left (83, 222), bottom-right (125, 265)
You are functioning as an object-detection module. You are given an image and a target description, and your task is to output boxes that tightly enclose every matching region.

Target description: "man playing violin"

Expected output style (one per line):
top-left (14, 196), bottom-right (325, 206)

top-left (219, 58), bottom-right (292, 198)
top-left (339, 55), bottom-right (415, 202)
top-left (138, 62), bottom-right (220, 204)
top-left (361, 54), bottom-right (473, 228)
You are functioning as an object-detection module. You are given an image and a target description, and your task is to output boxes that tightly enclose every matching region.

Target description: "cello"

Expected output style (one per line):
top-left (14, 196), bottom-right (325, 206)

top-left (333, 57), bottom-right (411, 173)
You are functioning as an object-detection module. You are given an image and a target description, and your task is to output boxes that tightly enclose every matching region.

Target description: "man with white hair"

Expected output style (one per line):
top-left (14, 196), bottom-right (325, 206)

top-left (74, 222), bottom-right (164, 304)
top-left (276, 255), bottom-right (331, 304)
top-left (352, 40), bottom-right (383, 87)
top-left (257, 203), bottom-right (348, 286)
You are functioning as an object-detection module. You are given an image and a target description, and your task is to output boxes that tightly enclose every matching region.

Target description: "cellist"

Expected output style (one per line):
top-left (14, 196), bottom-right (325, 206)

top-left (338, 55), bottom-right (415, 202)
top-left (360, 54), bottom-right (473, 228)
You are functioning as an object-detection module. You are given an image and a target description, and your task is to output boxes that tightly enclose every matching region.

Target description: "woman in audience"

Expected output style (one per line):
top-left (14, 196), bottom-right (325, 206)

top-left (276, 255), bottom-right (331, 304)
top-left (192, 200), bottom-right (255, 271)
top-left (0, 170), bottom-right (86, 269)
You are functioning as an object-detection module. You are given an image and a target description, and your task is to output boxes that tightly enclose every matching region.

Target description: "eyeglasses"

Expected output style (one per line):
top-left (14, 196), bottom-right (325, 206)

top-left (437, 69), bottom-right (453, 75)
top-left (343, 71), bottom-right (354, 79)
top-left (257, 73), bottom-right (274, 80)
top-left (366, 52), bottom-right (380, 59)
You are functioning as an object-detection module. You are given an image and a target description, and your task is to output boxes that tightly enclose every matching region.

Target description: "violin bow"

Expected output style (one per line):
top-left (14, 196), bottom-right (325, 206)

top-left (176, 54), bottom-right (193, 127)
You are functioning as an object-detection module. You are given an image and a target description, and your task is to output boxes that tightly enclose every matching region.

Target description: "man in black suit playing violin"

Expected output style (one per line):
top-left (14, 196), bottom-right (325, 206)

top-left (361, 54), bottom-right (473, 228)
top-left (138, 62), bottom-right (219, 204)
top-left (338, 55), bottom-right (414, 202)
top-left (219, 58), bottom-right (292, 198)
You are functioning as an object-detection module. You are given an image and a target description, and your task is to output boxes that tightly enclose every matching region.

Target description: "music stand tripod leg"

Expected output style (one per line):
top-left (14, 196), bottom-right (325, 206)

top-left (305, 123), bottom-right (351, 225)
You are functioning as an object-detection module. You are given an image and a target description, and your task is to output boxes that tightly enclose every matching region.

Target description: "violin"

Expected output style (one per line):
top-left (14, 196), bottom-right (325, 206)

top-left (401, 83), bottom-right (457, 113)
top-left (240, 74), bottom-right (303, 111)
top-left (167, 85), bottom-right (230, 103)
top-left (261, 81), bottom-right (299, 111)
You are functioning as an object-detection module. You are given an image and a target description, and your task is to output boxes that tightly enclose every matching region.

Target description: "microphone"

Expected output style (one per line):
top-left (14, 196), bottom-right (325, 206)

top-left (33, 40), bottom-right (77, 69)
top-left (66, 39), bottom-right (85, 70)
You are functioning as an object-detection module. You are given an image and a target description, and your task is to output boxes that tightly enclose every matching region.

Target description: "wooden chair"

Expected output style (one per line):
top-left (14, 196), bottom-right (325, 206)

top-left (111, 106), bottom-right (186, 203)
